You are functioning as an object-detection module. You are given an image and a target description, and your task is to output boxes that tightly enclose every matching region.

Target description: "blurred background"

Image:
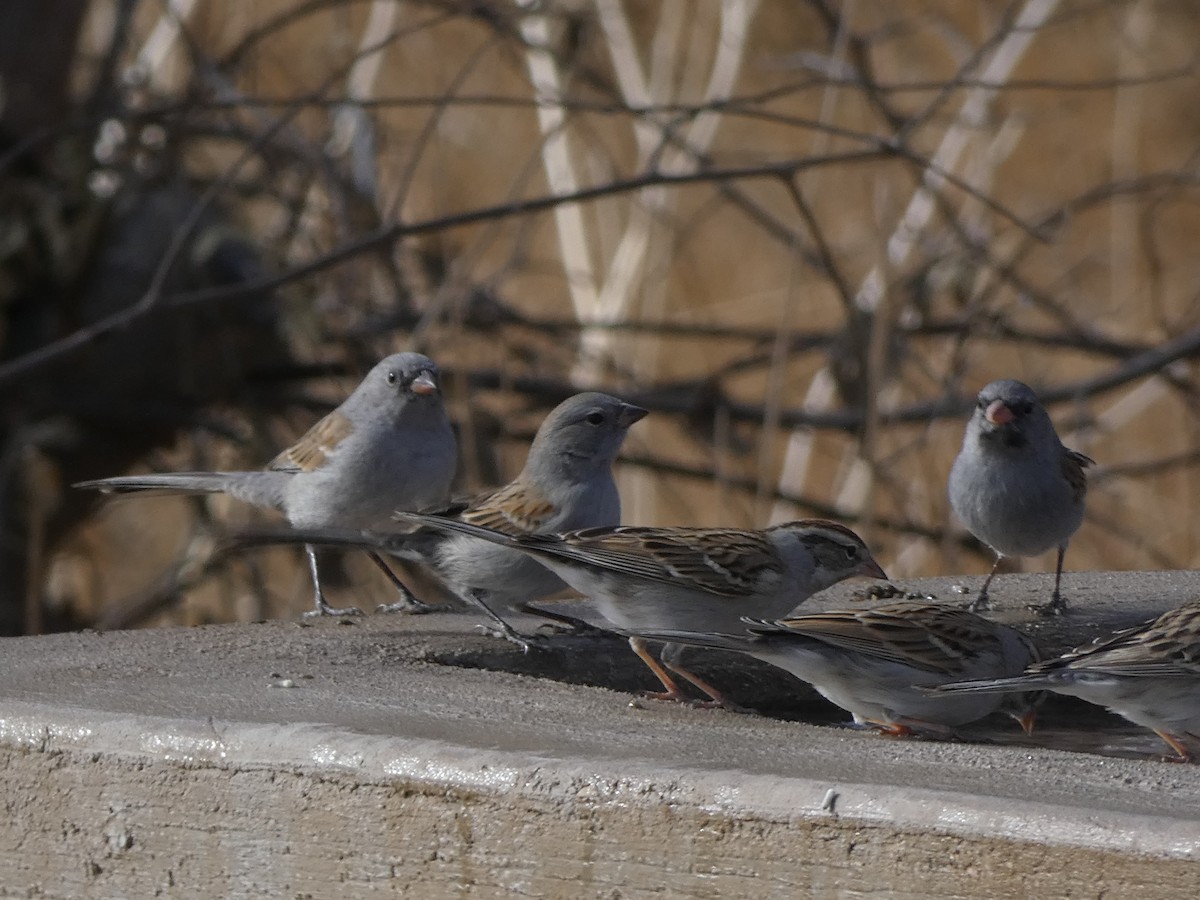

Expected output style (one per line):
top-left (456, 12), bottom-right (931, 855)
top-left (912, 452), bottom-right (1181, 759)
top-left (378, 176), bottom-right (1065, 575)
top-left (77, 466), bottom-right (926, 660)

top-left (3, 0), bottom-right (1199, 634)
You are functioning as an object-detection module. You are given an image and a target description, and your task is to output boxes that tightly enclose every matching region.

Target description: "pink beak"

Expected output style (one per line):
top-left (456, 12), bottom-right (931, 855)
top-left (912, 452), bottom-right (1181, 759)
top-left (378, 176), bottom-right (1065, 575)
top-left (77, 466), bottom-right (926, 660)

top-left (411, 371), bottom-right (439, 396)
top-left (985, 399), bottom-right (1013, 426)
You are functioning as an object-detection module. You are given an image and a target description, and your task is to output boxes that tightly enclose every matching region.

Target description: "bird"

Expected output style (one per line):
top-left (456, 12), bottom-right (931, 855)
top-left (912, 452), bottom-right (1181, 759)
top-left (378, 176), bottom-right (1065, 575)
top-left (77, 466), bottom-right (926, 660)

top-left (384, 513), bottom-right (887, 706)
top-left (75, 352), bottom-right (457, 618)
top-left (232, 392), bottom-right (647, 648)
top-left (640, 601), bottom-right (1042, 735)
top-left (932, 598), bottom-right (1200, 761)
top-left (948, 379), bottom-right (1093, 615)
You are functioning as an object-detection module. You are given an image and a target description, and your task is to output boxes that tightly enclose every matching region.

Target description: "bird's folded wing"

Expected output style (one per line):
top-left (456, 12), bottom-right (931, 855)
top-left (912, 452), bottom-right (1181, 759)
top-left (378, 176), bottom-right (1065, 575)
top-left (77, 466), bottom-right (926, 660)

top-left (767, 604), bottom-right (1001, 675)
top-left (269, 411), bottom-right (354, 473)
top-left (1061, 447), bottom-right (1095, 503)
top-left (521, 526), bottom-right (783, 597)
top-left (458, 481), bottom-right (558, 535)
top-left (1052, 601), bottom-right (1200, 678)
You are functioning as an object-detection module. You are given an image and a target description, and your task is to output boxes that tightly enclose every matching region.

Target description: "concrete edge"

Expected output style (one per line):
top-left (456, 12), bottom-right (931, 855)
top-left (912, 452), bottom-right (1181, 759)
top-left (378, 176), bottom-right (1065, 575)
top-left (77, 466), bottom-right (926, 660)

top-left (2, 699), bottom-right (1194, 861)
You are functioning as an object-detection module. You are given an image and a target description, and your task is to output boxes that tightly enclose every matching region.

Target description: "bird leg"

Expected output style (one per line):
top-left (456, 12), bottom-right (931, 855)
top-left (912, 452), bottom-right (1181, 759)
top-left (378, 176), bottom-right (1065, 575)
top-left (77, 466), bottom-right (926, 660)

top-left (1031, 545), bottom-right (1069, 617)
top-left (301, 545), bottom-right (364, 617)
top-left (659, 642), bottom-right (742, 711)
top-left (1153, 730), bottom-right (1194, 763)
top-left (628, 637), bottom-right (692, 704)
top-left (369, 552), bottom-right (446, 614)
top-left (967, 555), bottom-right (1003, 612)
top-left (463, 589), bottom-right (538, 653)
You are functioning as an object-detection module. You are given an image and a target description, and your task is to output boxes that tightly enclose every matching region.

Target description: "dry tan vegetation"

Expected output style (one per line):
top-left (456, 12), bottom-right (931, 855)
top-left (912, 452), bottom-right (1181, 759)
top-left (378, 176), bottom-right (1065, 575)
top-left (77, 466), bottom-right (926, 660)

top-left (7, 0), bottom-right (1200, 630)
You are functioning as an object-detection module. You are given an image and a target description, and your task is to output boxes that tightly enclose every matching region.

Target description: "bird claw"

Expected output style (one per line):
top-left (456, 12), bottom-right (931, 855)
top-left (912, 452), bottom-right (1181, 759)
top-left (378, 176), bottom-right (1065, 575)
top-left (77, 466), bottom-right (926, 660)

top-left (1159, 753), bottom-right (1194, 764)
top-left (473, 623), bottom-right (540, 653)
top-left (965, 594), bottom-right (991, 613)
top-left (376, 598), bottom-right (449, 615)
top-left (690, 697), bottom-right (750, 714)
top-left (303, 602), bottom-right (364, 618)
top-left (1030, 598), bottom-right (1067, 617)
top-left (517, 603), bottom-right (608, 636)
top-left (534, 618), bottom-right (606, 637)
top-left (635, 688), bottom-right (696, 706)
top-left (630, 687), bottom-right (745, 713)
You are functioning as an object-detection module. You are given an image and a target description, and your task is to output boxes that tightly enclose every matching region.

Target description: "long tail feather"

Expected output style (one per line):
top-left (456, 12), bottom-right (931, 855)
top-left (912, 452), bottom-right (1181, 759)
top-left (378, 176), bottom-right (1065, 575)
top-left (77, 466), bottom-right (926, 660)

top-left (75, 473), bottom-right (241, 495)
top-left (927, 674), bottom-right (1051, 695)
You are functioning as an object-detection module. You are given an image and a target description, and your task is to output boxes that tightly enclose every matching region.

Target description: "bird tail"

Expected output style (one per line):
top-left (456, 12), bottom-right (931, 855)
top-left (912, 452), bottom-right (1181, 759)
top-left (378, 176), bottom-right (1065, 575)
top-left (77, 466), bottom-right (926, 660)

top-left (391, 511), bottom-right (517, 547)
top-left (75, 473), bottom-right (243, 495)
top-left (76, 471), bottom-right (289, 511)
top-left (926, 674), bottom-right (1051, 695)
top-left (635, 629), bottom-right (755, 653)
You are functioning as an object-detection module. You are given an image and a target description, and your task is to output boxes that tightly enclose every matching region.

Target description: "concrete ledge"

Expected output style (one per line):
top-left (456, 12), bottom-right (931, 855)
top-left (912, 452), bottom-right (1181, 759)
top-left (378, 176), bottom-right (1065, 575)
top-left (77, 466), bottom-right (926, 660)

top-left (3, 572), bottom-right (1200, 897)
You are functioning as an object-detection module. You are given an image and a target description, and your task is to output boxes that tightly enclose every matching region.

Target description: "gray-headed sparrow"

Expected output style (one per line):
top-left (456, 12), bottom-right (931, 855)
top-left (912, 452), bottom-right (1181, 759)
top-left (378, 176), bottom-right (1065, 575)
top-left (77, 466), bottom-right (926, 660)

top-left (77, 353), bottom-right (457, 617)
top-left (933, 598), bottom-right (1200, 761)
top-left (234, 393), bottom-right (646, 649)
top-left (948, 379), bottom-right (1093, 615)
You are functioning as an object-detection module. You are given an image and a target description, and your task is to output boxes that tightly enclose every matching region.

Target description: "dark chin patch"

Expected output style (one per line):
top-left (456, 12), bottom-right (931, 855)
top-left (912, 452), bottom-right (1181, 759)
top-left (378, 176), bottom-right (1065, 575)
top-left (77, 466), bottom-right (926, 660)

top-left (983, 425), bottom-right (1026, 450)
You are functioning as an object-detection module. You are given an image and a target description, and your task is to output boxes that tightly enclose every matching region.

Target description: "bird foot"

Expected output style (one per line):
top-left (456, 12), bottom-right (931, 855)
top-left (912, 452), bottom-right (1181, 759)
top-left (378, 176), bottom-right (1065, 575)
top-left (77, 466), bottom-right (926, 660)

top-left (1029, 598), bottom-right (1067, 617)
top-left (965, 594), bottom-right (991, 613)
top-left (534, 615), bottom-right (608, 637)
top-left (376, 598), bottom-right (449, 615)
top-left (634, 688), bottom-right (694, 705)
top-left (303, 601), bottom-right (364, 618)
top-left (1159, 753), bottom-right (1194, 764)
top-left (857, 719), bottom-right (917, 738)
top-left (518, 604), bottom-right (608, 636)
top-left (473, 623), bottom-right (541, 653)
top-left (690, 697), bottom-right (751, 714)
top-left (631, 689), bottom-right (739, 711)
top-left (534, 620), bottom-right (600, 637)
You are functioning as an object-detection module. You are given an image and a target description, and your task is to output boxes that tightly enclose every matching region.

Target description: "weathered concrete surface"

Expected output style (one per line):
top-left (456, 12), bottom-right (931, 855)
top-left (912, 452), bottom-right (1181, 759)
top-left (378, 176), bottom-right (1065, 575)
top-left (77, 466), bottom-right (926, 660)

top-left (1, 571), bottom-right (1199, 898)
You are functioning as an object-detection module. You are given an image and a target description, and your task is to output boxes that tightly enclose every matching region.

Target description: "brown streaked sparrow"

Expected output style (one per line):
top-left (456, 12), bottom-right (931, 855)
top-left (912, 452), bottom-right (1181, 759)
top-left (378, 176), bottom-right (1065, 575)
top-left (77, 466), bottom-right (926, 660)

top-left (933, 598), bottom-right (1200, 761)
top-left (76, 352), bottom-right (457, 618)
top-left (386, 513), bottom-right (887, 705)
top-left (643, 601), bottom-right (1042, 735)
top-left (234, 392), bottom-right (647, 650)
top-left (948, 379), bottom-right (1093, 615)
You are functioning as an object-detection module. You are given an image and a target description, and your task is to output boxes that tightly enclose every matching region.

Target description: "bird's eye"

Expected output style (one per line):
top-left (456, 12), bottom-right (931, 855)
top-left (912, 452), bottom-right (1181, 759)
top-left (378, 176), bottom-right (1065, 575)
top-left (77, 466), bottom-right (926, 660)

top-left (844, 545), bottom-right (858, 560)
top-left (386, 371), bottom-right (398, 384)
top-left (585, 411), bottom-right (605, 425)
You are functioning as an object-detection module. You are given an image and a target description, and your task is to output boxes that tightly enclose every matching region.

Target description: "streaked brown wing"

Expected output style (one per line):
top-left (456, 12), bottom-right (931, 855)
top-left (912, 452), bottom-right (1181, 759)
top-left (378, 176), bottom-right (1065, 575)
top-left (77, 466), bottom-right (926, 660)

top-left (268, 410), bottom-right (354, 473)
top-left (1061, 448), bottom-right (1094, 504)
top-left (1063, 599), bottom-right (1200, 678)
top-left (460, 481), bottom-right (557, 536)
top-left (526, 526), bottom-right (782, 597)
top-left (771, 602), bottom-right (1001, 674)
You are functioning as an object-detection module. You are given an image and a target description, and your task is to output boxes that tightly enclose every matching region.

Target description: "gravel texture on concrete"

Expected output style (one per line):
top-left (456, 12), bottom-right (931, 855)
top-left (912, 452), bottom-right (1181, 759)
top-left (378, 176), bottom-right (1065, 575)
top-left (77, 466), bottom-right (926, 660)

top-left (1, 570), bottom-right (1198, 897)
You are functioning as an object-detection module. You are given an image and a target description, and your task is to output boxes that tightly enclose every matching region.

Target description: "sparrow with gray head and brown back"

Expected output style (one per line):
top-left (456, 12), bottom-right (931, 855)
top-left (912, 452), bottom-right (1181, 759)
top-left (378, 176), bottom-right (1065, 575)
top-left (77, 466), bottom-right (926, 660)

top-left (933, 598), bottom-right (1200, 761)
top-left (386, 513), bottom-right (887, 705)
top-left (76, 352), bottom-right (457, 617)
top-left (642, 601), bottom-right (1042, 734)
top-left (232, 392), bottom-right (647, 649)
top-left (948, 379), bottom-right (1093, 616)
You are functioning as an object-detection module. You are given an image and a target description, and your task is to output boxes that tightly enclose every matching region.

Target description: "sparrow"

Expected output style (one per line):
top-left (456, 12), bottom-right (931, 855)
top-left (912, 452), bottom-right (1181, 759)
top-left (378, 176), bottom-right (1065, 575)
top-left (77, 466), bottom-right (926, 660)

top-left (948, 379), bottom-right (1093, 615)
top-left (233, 392), bottom-right (647, 648)
top-left (386, 513), bottom-right (887, 705)
top-left (642, 601), bottom-right (1042, 735)
top-left (76, 352), bottom-right (457, 617)
top-left (933, 598), bottom-right (1200, 761)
